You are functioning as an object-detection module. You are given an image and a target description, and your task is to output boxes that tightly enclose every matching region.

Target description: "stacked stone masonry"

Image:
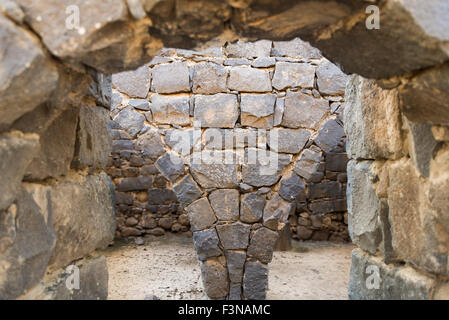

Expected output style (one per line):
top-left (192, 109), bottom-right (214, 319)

top-left (1, 0), bottom-right (449, 300)
top-left (108, 39), bottom-right (350, 299)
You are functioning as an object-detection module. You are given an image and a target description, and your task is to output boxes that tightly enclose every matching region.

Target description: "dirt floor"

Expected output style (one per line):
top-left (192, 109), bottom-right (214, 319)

top-left (102, 233), bottom-right (355, 300)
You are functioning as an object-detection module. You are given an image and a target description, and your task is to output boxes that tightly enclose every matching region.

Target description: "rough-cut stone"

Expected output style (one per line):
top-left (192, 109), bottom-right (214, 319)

top-left (114, 106), bottom-right (146, 139)
top-left (240, 193), bottom-right (265, 223)
top-left (194, 94), bottom-right (239, 128)
top-left (228, 67), bottom-right (272, 92)
top-left (0, 14), bottom-right (59, 130)
top-left (263, 194), bottom-right (293, 231)
top-left (225, 250), bottom-right (246, 284)
top-left (129, 99), bottom-right (150, 111)
top-left (209, 189), bottom-right (239, 221)
top-left (135, 130), bottom-right (165, 159)
top-left (347, 161), bottom-right (382, 254)
top-left (0, 131), bottom-right (39, 211)
top-left (27, 172), bottom-right (116, 270)
top-left (112, 64), bottom-right (151, 98)
top-left (294, 147), bottom-right (323, 182)
top-left (388, 159), bottom-right (448, 275)
top-left (216, 222), bottom-right (251, 250)
top-left (400, 64), bottom-right (449, 125)
top-left (72, 106), bottom-right (112, 169)
top-left (192, 62), bottom-right (227, 94)
top-left (241, 150), bottom-right (291, 187)
top-left (193, 229), bottom-right (222, 261)
top-left (345, 75), bottom-right (403, 159)
top-left (172, 174), bottom-right (202, 207)
top-left (116, 176), bottom-right (153, 192)
top-left (272, 62), bottom-right (315, 90)
top-left (252, 57), bottom-right (276, 68)
top-left (165, 128), bottom-right (201, 156)
top-left (247, 227), bottom-right (279, 264)
top-left (150, 94), bottom-right (190, 126)
top-left (407, 122), bottom-right (438, 178)
top-left (282, 91), bottom-right (328, 129)
top-left (268, 128), bottom-right (310, 153)
top-left (243, 261), bottom-right (268, 300)
top-left (0, 189), bottom-right (55, 300)
top-left (190, 151), bottom-right (240, 188)
top-left (186, 198), bottom-right (217, 232)
top-left (200, 260), bottom-right (229, 299)
top-left (273, 97), bottom-right (285, 126)
top-left (25, 107), bottom-right (79, 180)
top-left (314, 119), bottom-right (345, 153)
top-left (308, 181), bottom-right (343, 200)
top-left (325, 153), bottom-right (348, 172)
top-left (225, 40), bottom-right (272, 58)
top-left (349, 249), bottom-right (437, 300)
top-left (316, 59), bottom-right (349, 95)
top-left (279, 171), bottom-right (306, 202)
top-left (272, 38), bottom-right (322, 60)
top-left (151, 62), bottom-right (190, 93)
top-left (155, 152), bottom-right (185, 182)
top-left (147, 188), bottom-right (177, 205)
top-left (240, 94), bottom-right (276, 129)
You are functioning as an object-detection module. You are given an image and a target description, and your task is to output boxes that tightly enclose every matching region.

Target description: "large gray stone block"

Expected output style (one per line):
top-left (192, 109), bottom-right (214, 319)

top-left (200, 260), bottom-right (229, 299)
top-left (172, 174), bottom-right (202, 207)
top-left (282, 91), bottom-right (328, 129)
top-left (216, 222), bottom-right (251, 250)
top-left (186, 198), bottom-right (217, 231)
top-left (247, 227), bottom-right (279, 264)
top-left (112, 64), bottom-right (151, 98)
top-left (314, 119), bottom-right (345, 153)
top-left (272, 62), bottom-right (315, 90)
top-left (228, 67), bottom-right (272, 92)
top-left (192, 62), bottom-right (227, 94)
top-left (194, 94), bottom-right (239, 128)
top-left (114, 106), bottom-right (146, 139)
top-left (267, 128), bottom-right (310, 154)
top-left (240, 193), bottom-right (265, 223)
top-left (243, 261), bottom-right (268, 300)
top-left (193, 229), bottom-right (222, 261)
top-left (316, 59), bottom-right (349, 95)
top-left (240, 94), bottom-right (276, 129)
top-left (209, 189), bottom-right (240, 221)
top-left (151, 62), bottom-right (190, 93)
top-left (150, 94), bottom-right (190, 126)
top-left (190, 151), bottom-right (240, 188)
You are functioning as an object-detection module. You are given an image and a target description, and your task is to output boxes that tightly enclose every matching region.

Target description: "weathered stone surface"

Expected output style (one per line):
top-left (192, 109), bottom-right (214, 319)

top-left (114, 106), bottom-right (146, 138)
top-left (297, 225), bottom-right (313, 240)
top-left (272, 62), bottom-right (315, 90)
top-left (0, 0), bottom-right (25, 23)
top-left (347, 161), bottom-right (382, 254)
top-left (400, 63), bottom-right (449, 125)
top-left (225, 250), bottom-right (246, 284)
top-left (345, 75), bottom-right (403, 159)
top-left (316, 59), bottom-right (349, 95)
top-left (348, 249), bottom-right (437, 300)
top-left (268, 128), bottom-right (310, 154)
top-left (225, 40), bottom-right (272, 58)
top-left (151, 62), bottom-right (190, 93)
top-left (186, 198), bottom-right (216, 232)
top-left (172, 174), bottom-right (202, 207)
top-left (209, 189), bottom-right (239, 221)
top-left (240, 94), bottom-right (276, 129)
top-left (247, 227), bottom-right (279, 264)
top-left (194, 94), bottom-right (239, 128)
top-left (200, 260), bottom-right (229, 299)
top-left (190, 151), bottom-right (240, 188)
top-left (72, 106), bottom-right (112, 169)
top-left (294, 147), bottom-right (323, 182)
top-left (112, 64), bottom-right (151, 98)
top-left (165, 128), bottom-right (201, 156)
top-left (243, 261), bottom-right (268, 300)
top-left (150, 94), bottom-right (190, 126)
top-left (193, 229), bottom-right (222, 261)
top-left (0, 189), bottom-right (55, 300)
top-left (275, 222), bottom-right (292, 251)
top-left (135, 130), bottom-right (165, 159)
top-left (388, 159), bottom-right (448, 275)
top-left (228, 67), bottom-right (272, 92)
top-left (242, 150), bottom-right (291, 187)
top-left (21, 256), bottom-right (109, 300)
top-left (252, 57), bottom-right (276, 68)
top-left (117, 176), bottom-right (153, 192)
top-left (240, 193), bottom-right (265, 223)
top-left (407, 122), bottom-right (438, 178)
top-left (25, 107), bottom-right (79, 181)
top-left (26, 172), bottom-right (116, 270)
top-left (192, 62), bottom-right (227, 94)
top-left (263, 194), bottom-right (293, 231)
top-left (155, 152), bottom-right (185, 182)
top-left (147, 188), bottom-right (177, 205)
top-left (325, 153), bottom-right (348, 172)
top-left (216, 222), bottom-right (251, 250)
top-left (282, 91), bottom-right (328, 129)
top-left (0, 131), bottom-right (39, 211)
top-left (0, 14), bottom-right (58, 130)
top-left (273, 97), bottom-right (284, 126)
top-left (308, 181), bottom-right (343, 200)
top-left (88, 72), bottom-right (111, 108)
top-left (129, 99), bottom-right (149, 111)
top-left (272, 38), bottom-right (321, 60)
top-left (429, 146), bottom-right (449, 237)
top-left (314, 119), bottom-right (345, 153)
top-left (279, 171), bottom-right (306, 202)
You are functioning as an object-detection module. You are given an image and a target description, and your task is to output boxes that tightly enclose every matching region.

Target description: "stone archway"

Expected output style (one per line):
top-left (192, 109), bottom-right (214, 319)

top-left (1, 0), bottom-right (448, 300)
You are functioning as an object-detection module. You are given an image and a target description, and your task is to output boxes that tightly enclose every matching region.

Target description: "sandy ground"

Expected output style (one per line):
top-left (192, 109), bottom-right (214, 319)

top-left (102, 233), bottom-right (354, 300)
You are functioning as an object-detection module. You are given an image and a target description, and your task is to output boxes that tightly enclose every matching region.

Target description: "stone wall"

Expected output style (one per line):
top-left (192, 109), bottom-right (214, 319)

top-left (108, 39), bottom-right (349, 299)
top-left (108, 39), bottom-right (350, 246)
